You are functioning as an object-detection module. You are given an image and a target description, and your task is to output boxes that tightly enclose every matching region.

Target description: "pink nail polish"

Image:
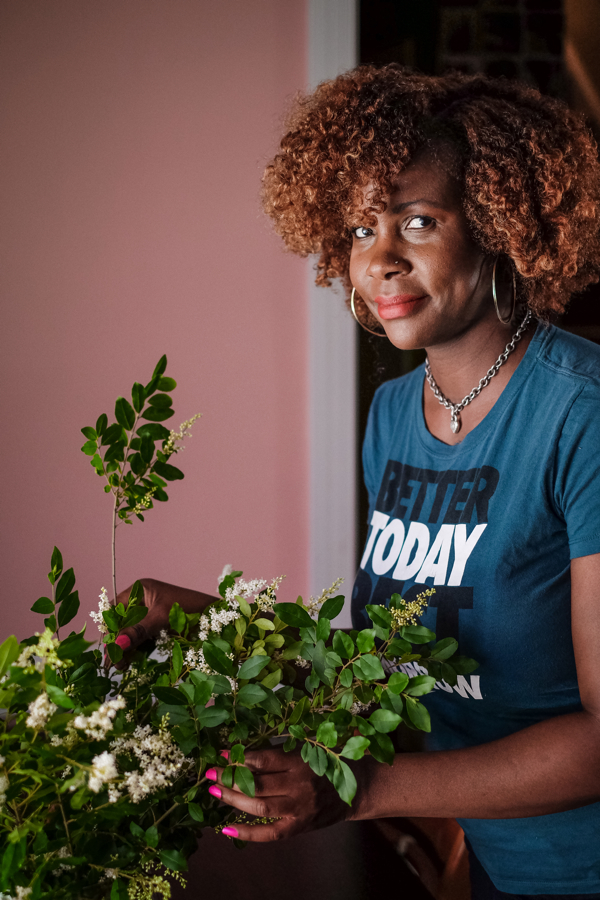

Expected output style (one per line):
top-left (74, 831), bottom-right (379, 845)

top-left (116, 634), bottom-right (131, 650)
top-left (222, 826), bottom-right (239, 838)
top-left (205, 768), bottom-right (217, 781)
top-left (208, 785), bottom-right (222, 799)
top-left (220, 750), bottom-right (229, 760)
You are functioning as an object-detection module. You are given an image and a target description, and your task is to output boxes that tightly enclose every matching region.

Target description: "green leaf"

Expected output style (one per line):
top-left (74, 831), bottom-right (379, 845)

top-left (312, 639), bottom-right (328, 682)
top-left (56, 567), bottom-right (75, 603)
top-left (387, 636), bottom-right (412, 656)
top-left (202, 642), bottom-right (234, 677)
top-left (340, 735), bottom-right (370, 760)
top-left (153, 686), bottom-right (188, 706)
top-left (356, 629), bottom-right (376, 653)
top-left (145, 825), bottom-right (159, 848)
top-left (188, 802), bottom-right (204, 823)
top-left (387, 672), bottom-right (409, 694)
top-left (254, 617), bottom-right (275, 631)
top-left (340, 667), bottom-right (353, 688)
top-left (369, 708), bottom-right (402, 733)
top-left (81, 426), bottom-right (96, 440)
top-left (121, 605), bottom-right (148, 630)
top-left (234, 765), bottom-right (256, 797)
top-left (158, 376), bottom-right (177, 391)
top-left (102, 608), bottom-right (121, 633)
top-left (137, 422), bottom-right (171, 441)
top-left (115, 396), bottom-right (136, 430)
top-left (315, 721), bottom-right (337, 748)
top-left (316, 618), bottom-right (330, 642)
top-left (306, 743), bottom-right (328, 776)
top-left (50, 546), bottom-right (64, 583)
top-left (197, 705), bottom-right (229, 728)
top-left (261, 669), bottom-right (281, 690)
top-left (111, 881), bottom-right (129, 900)
top-left (368, 732), bottom-right (395, 765)
top-left (237, 655), bottom-right (270, 680)
top-left (57, 633), bottom-right (92, 660)
top-left (237, 683), bottom-right (267, 707)
top-left (46, 684), bottom-right (72, 709)
top-left (159, 848), bottom-right (187, 872)
top-left (430, 638), bottom-right (459, 660)
top-left (81, 440), bottom-right (97, 456)
top-left (319, 595), bottom-right (345, 621)
top-left (171, 641), bottom-right (183, 680)
top-left (148, 393), bottom-right (173, 409)
top-left (352, 654), bottom-right (385, 683)
top-left (404, 675), bottom-right (436, 697)
top-left (402, 625), bottom-right (436, 644)
top-left (380, 689), bottom-right (404, 715)
top-left (142, 407), bottom-right (175, 422)
top-left (332, 630), bottom-right (355, 659)
top-left (131, 382), bottom-right (146, 413)
top-left (333, 759), bottom-right (357, 805)
top-left (57, 590), bottom-right (80, 627)
top-left (365, 604), bottom-right (392, 629)
top-left (449, 654), bottom-right (479, 675)
top-left (101, 422), bottom-right (126, 445)
top-left (107, 642), bottom-right (123, 663)
top-left (405, 696), bottom-right (431, 732)
top-left (31, 596), bottom-right (54, 614)
top-left (230, 743), bottom-right (245, 764)
top-left (168, 602), bottom-right (186, 634)
top-left (95, 413), bottom-right (108, 435)
top-left (153, 461), bottom-right (185, 481)
top-left (273, 602), bottom-right (313, 629)
top-left (0, 635), bottom-right (19, 679)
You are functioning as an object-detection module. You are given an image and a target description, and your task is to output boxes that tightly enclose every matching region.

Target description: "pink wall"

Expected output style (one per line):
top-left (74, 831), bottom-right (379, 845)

top-left (0, 0), bottom-right (308, 641)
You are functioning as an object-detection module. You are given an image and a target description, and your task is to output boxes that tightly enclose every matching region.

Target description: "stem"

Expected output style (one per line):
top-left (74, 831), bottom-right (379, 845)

top-left (56, 793), bottom-right (74, 854)
top-left (112, 492), bottom-right (118, 603)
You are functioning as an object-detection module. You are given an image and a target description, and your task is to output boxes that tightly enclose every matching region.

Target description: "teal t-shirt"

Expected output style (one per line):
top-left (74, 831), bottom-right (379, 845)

top-left (352, 323), bottom-right (600, 895)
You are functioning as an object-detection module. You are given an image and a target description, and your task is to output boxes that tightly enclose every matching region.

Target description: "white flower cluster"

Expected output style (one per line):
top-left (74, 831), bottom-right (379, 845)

top-left (15, 628), bottom-right (61, 673)
top-left (52, 846), bottom-right (71, 875)
top-left (162, 413), bottom-right (202, 457)
top-left (305, 577), bottom-right (345, 618)
top-left (223, 575), bottom-right (285, 614)
top-left (111, 721), bottom-right (187, 803)
top-left (88, 751), bottom-right (119, 793)
top-left (26, 692), bottom-right (57, 730)
top-left (199, 605), bottom-right (240, 640)
top-left (155, 629), bottom-right (174, 658)
top-left (72, 696), bottom-right (126, 740)
top-left (89, 587), bottom-right (111, 635)
top-left (217, 563), bottom-right (233, 589)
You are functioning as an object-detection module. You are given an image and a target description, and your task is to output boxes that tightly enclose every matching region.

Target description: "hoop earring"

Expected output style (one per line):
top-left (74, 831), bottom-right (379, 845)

top-left (492, 258), bottom-right (516, 326)
top-left (350, 288), bottom-right (387, 337)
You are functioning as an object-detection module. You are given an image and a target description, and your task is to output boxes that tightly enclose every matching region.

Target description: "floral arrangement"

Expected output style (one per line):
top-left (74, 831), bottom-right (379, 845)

top-left (0, 358), bottom-right (477, 900)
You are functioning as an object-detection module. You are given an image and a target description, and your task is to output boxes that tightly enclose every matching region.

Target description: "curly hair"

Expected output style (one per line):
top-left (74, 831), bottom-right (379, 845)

top-left (262, 65), bottom-right (600, 319)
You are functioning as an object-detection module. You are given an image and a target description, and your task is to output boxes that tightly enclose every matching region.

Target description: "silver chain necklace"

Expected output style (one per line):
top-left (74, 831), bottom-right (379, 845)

top-left (425, 309), bottom-right (533, 435)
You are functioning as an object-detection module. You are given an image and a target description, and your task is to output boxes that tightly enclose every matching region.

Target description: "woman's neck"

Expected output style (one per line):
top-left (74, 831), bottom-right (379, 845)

top-left (422, 310), bottom-right (535, 445)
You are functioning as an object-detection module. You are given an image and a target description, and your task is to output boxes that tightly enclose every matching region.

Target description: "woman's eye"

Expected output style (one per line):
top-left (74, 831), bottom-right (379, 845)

top-left (405, 215), bottom-right (435, 231)
top-left (352, 226), bottom-right (373, 239)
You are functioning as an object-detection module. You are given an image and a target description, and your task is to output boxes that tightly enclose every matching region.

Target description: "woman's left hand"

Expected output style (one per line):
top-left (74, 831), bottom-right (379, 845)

top-left (205, 748), bottom-right (353, 841)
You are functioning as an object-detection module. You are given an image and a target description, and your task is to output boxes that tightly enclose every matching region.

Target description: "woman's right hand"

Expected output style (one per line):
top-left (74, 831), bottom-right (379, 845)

top-left (112, 578), bottom-right (216, 667)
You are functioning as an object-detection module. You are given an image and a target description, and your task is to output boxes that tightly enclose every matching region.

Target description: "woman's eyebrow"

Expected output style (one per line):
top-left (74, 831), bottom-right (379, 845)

top-left (390, 198), bottom-right (446, 213)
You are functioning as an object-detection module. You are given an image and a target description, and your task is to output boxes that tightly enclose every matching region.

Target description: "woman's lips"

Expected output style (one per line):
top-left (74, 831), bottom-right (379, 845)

top-left (374, 294), bottom-right (427, 319)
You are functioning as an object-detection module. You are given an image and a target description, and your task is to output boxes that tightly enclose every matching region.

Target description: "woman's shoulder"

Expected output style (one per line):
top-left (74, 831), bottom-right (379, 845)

top-left (536, 324), bottom-right (600, 392)
top-left (370, 365), bottom-right (424, 418)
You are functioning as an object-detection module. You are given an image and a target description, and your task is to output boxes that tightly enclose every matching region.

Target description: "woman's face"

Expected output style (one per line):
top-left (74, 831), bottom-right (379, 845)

top-left (348, 150), bottom-right (494, 351)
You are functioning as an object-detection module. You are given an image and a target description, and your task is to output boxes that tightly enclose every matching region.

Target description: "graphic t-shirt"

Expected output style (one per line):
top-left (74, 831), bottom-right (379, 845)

top-left (352, 323), bottom-right (600, 894)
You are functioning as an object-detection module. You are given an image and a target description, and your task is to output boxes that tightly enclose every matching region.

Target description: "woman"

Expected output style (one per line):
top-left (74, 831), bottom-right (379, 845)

top-left (116, 67), bottom-right (600, 897)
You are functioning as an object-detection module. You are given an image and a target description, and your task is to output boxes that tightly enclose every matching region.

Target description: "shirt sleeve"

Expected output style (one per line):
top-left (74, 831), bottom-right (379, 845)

top-left (554, 381), bottom-right (600, 559)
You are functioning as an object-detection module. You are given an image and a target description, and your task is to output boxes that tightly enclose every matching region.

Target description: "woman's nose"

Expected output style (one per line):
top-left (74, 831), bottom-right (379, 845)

top-left (366, 244), bottom-right (411, 280)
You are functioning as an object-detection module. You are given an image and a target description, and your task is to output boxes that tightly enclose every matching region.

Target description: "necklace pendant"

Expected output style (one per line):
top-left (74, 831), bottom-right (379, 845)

top-left (450, 412), bottom-right (461, 434)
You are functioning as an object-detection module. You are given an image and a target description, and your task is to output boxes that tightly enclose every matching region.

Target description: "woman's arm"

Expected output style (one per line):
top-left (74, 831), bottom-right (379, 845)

top-left (206, 553), bottom-right (600, 840)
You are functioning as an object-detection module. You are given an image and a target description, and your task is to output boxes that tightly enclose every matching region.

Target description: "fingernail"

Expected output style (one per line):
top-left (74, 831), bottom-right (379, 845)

top-left (205, 768), bottom-right (217, 781)
top-left (220, 750), bottom-right (229, 760)
top-left (222, 826), bottom-right (238, 838)
top-left (116, 634), bottom-right (131, 650)
top-left (208, 785), bottom-right (222, 799)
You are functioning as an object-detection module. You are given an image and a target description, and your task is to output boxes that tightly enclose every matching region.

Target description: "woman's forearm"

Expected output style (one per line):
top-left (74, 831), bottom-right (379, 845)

top-left (352, 710), bottom-right (600, 821)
